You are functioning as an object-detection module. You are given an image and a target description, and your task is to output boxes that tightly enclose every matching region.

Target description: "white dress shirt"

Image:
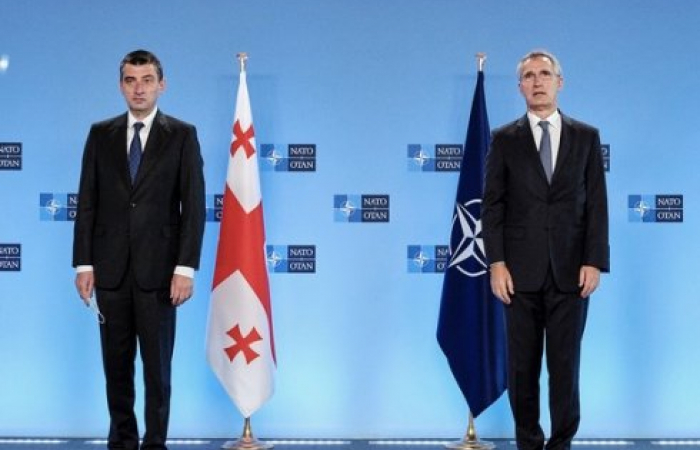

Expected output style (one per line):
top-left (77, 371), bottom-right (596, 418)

top-left (527, 110), bottom-right (562, 174)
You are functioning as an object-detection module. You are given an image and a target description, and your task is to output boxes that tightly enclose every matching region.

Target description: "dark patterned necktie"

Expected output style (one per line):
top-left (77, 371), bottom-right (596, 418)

top-left (539, 120), bottom-right (552, 183)
top-left (129, 122), bottom-right (144, 182)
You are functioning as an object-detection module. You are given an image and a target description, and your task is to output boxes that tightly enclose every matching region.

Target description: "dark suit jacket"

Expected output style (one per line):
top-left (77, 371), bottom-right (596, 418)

top-left (73, 110), bottom-right (206, 291)
top-left (482, 112), bottom-right (609, 293)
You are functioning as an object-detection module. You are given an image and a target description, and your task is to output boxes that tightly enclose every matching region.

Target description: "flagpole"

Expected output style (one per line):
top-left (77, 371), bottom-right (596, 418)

top-left (443, 52), bottom-right (498, 450)
top-left (219, 52), bottom-right (273, 450)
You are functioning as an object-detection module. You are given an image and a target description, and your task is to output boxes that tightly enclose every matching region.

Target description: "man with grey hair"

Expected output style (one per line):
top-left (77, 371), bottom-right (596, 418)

top-left (482, 49), bottom-right (609, 450)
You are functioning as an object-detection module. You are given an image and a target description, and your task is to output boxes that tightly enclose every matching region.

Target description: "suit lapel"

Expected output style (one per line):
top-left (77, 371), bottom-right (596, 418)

top-left (553, 113), bottom-right (573, 185)
top-left (515, 115), bottom-right (550, 185)
top-left (132, 111), bottom-right (170, 188)
top-left (106, 114), bottom-right (132, 189)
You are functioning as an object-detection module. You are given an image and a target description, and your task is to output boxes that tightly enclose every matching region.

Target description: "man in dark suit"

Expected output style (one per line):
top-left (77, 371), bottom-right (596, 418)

top-left (482, 50), bottom-right (609, 450)
top-left (73, 50), bottom-right (205, 450)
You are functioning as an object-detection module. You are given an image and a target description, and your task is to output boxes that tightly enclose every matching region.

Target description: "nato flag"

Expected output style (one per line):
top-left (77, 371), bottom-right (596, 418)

top-left (437, 69), bottom-right (507, 418)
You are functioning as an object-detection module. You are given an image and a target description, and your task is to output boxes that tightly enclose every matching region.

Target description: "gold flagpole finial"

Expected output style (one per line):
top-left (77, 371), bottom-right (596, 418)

top-left (237, 52), bottom-right (249, 73)
top-left (476, 53), bottom-right (486, 73)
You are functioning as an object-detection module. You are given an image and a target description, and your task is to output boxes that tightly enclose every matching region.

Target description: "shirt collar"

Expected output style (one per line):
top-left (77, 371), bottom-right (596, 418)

top-left (527, 109), bottom-right (561, 131)
top-left (128, 107), bottom-right (158, 130)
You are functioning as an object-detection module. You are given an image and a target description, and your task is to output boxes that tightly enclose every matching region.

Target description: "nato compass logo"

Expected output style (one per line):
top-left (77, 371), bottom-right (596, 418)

top-left (206, 194), bottom-right (224, 222)
top-left (260, 144), bottom-right (316, 172)
top-left (628, 194), bottom-right (683, 223)
top-left (334, 194), bottom-right (390, 223)
top-left (40, 193), bottom-right (78, 221)
top-left (407, 144), bottom-right (463, 172)
top-left (448, 198), bottom-right (488, 276)
top-left (0, 243), bottom-right (21, 271)
top-left (407, 245), bottom-right (449, 273)
top-left (0, 143), bottom-right (22, 170)
top-left (601, 144), bottom-right (610, 172)
top-left (266, 245), bottom-right (316, 273)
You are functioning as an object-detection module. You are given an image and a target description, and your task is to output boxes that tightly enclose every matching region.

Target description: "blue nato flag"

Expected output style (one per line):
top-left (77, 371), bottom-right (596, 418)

top-left (437, 69), bottom-right (507, 418)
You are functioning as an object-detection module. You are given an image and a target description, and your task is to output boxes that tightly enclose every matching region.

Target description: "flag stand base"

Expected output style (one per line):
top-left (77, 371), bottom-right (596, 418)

top-left (222, 417), bottom-right (273, 450)
top-left (444, 438), bottom-right (495, 450)
top-left (444, 413), bottom-right (496, 450)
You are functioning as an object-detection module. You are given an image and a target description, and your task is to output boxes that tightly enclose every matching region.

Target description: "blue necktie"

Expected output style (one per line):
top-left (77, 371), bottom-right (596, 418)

top-left (539, 120), bottom-right (553, 183)
top-left (129, 122), bottom-right (144, 183)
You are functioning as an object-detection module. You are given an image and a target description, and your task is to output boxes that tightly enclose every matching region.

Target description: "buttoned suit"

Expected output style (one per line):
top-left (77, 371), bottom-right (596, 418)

top-left (482, 112), bottom-right (609, 450)
top-left (73, 110), bottom-right (205, 450)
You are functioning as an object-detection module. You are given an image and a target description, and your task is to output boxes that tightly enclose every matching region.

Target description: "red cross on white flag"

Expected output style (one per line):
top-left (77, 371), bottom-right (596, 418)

top-left (206, 67), bottom-right (276, 418)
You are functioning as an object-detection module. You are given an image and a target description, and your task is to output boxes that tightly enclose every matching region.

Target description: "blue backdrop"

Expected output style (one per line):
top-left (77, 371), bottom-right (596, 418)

top-left (1, 0), bottom-right (699, 440)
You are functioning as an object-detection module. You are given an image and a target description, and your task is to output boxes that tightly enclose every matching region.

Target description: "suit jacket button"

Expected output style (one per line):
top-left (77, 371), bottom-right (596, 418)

top-left (130, 202), bottom-right (136, 208)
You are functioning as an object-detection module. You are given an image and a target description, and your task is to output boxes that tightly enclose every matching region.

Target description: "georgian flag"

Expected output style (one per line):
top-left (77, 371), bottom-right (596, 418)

top-left (206, 68), bottom-right (276, 418)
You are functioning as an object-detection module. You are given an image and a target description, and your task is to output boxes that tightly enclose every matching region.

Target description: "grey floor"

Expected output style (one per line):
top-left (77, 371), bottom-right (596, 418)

top-left (2, 438), bottom-right (700, 450)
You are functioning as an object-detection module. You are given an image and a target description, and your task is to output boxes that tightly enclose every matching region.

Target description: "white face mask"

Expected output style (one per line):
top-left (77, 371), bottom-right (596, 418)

top-left (87, 296), bottom-right (105, 324)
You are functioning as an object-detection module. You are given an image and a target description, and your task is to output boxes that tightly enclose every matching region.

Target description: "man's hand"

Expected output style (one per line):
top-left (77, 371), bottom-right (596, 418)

top-left (75, 271), bottom-right (95, 306)
top-left (579, 265), bottom-right (601, 298)
top-left (490, 263), bottom-right (514, 304)
top-left (170, 274), bottom-right (194, 306)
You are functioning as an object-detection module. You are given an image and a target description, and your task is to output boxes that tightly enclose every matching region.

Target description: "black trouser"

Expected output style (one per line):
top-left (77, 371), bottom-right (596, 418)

top-left (505, 269), bottom-right (589, 450)
top-left (97, 268), bottom-right (176, 450)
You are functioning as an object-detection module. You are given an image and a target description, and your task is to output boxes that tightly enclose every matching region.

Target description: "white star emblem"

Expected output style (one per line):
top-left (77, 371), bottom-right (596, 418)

top-left (266, 250), bottom-right (283, 269)
top-left (634, 200), bottom-right (651, 218)
top-left (412, 250), bottom-right (430, 269)
top-left (45, 199), bottom-right (61, 216)
top-left (265, 148), bottom-right (283, 167)
top-left (340, 200), bottom-right (356, 218)
top-left (412, 147), bottom-right (431, 167)
top-left (448, 198), bottom-right (487, 277)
